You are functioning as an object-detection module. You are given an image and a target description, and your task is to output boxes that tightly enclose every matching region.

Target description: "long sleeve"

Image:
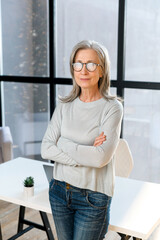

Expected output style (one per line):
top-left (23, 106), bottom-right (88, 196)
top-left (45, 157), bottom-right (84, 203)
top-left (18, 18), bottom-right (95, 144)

top-left (57, 102), bottom-right (123, 168)
top-left (41, 103), bottom-right (77, 166)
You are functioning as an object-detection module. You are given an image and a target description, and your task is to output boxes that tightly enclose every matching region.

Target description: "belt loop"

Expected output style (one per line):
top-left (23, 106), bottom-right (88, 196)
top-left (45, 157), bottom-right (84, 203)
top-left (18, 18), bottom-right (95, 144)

top-left (66, 183), bottom-right (70, 190)
top-left (83, 189), bottom-right (86, 196)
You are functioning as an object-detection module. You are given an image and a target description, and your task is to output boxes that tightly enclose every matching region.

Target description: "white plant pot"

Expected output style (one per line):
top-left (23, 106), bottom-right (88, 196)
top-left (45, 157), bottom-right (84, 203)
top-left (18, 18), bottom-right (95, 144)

top-left (24, 186), bottom-right (34, 199)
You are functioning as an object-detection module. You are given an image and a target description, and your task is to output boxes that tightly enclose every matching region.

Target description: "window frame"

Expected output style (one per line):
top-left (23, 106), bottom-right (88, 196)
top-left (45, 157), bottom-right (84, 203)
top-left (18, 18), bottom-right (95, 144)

top-left (0, 0), bottom-right (160, 129)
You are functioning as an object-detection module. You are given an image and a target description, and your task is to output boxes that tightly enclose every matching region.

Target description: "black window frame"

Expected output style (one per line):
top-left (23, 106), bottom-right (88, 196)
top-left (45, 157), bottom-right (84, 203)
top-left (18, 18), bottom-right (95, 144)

top-left (0, 0), bottom-right (160, 128)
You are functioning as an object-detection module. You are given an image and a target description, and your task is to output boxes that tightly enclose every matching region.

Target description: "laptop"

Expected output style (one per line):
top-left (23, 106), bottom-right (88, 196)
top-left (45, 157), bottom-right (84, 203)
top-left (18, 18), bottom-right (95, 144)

top-left (43, 164), bottom-right (54, 183)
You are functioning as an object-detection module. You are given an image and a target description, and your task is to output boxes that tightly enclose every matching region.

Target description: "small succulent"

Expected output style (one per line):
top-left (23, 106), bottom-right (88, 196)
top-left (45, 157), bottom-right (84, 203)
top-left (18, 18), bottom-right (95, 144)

top-left (23, 176), bottom-right (34, 187)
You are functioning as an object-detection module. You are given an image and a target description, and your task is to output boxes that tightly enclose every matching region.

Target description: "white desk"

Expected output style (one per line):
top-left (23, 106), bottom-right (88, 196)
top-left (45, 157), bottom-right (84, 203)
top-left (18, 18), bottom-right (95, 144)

top-left (0, 157), bottom-right (53, 240)
top-left (0, 158), bottom-right (160, 240)
top-left (109, 177), bottom-right (160, 239)
top-left (0, 157), bottom-right (52, 214)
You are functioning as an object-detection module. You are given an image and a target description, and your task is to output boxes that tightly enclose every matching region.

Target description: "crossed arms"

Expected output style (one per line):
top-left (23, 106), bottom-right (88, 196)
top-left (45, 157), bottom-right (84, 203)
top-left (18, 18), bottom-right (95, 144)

top-left (41, 102), bottom-right (123, 168)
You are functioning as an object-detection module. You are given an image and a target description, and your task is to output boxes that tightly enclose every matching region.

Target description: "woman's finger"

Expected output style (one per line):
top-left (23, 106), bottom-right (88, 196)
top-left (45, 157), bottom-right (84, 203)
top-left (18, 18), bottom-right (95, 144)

top-left (93, 133), bottom-right (106, 146)
top-left (95, 135), bottom-right (106, 142)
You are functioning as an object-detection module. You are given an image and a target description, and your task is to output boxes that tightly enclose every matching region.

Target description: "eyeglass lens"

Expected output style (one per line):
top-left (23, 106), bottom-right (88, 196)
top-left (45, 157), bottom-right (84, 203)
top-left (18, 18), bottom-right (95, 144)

top-left (73, 63), bottom-right (97, 72)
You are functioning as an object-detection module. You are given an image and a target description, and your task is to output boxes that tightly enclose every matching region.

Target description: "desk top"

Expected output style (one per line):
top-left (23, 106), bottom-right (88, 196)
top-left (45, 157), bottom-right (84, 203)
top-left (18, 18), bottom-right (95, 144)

top-left (0, 158), bottom-right (160, 239)
top-left (0, 157), bottom-right (52, 213)
top-left (109, 177), bottom-right (160, 239)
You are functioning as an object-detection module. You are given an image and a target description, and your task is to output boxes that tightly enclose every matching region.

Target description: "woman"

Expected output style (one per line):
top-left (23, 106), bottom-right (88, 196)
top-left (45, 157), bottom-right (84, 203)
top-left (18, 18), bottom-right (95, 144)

top-left (41, 40), bottom-right (123, 240)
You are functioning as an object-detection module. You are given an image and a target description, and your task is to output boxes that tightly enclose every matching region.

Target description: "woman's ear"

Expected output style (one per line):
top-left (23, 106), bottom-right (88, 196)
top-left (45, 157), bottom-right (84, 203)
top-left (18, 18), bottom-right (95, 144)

top-left (99, 69), bottom-right (103, 78)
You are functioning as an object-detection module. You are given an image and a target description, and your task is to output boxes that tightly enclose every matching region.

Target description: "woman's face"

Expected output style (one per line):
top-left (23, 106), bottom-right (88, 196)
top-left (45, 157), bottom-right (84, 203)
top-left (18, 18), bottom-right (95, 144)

top-left (73, 49), bottom-right (102, 92)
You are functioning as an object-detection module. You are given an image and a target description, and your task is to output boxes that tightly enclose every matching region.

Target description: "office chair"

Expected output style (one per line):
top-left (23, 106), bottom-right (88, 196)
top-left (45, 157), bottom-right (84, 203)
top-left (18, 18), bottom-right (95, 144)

top-left (0, 127), bottom-right (13, 163)
top-left (115, 139), bottom-right (134, 178)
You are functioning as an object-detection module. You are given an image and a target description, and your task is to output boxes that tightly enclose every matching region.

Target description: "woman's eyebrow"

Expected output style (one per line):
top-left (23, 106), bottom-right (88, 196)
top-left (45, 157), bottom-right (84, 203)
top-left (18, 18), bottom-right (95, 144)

top-left (75, 60), bottom-right (97, 63)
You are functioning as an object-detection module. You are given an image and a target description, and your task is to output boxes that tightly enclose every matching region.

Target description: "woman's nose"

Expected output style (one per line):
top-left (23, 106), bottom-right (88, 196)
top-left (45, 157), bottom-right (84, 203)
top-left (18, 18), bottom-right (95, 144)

top-left (81, 64), bottom-right (88, 74)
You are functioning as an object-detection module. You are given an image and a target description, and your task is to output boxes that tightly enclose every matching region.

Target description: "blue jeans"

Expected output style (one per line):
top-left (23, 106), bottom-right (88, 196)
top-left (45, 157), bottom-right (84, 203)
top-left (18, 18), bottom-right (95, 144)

top-left (49, 179), bottom-right (112, 240)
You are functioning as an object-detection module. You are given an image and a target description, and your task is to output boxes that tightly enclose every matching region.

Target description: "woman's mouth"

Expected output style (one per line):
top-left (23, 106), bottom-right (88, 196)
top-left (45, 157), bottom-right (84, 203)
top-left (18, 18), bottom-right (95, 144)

top-left (80, 78), bottom-right (90, 81)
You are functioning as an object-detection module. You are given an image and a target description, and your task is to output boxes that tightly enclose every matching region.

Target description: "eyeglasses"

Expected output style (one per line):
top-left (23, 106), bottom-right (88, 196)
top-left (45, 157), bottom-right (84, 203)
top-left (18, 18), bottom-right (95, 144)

top-left (72, 62), bottom-right (102, 72)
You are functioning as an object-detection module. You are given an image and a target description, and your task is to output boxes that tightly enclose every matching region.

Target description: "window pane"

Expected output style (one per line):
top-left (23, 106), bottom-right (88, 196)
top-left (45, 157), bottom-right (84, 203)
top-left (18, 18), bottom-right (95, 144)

top-left (110, 87), bottom-right (117, 96)
top-left (2, 82), bottom-right (50, 160)
top-left (55, 0), bottom-right (118, 80)
top-left (125, 0), bottom-right (160, 82)
top-left (56, 85), bottom-right (73, 104)
top-left (1, 0), bottom-right (49, 77)
top-left (123, 89), bottom-right (160, 183)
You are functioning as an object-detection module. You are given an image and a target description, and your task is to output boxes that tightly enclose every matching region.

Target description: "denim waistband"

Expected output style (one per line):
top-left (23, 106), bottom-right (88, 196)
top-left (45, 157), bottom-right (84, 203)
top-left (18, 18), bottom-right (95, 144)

top-left (54, 178), bottom-right (87, 194)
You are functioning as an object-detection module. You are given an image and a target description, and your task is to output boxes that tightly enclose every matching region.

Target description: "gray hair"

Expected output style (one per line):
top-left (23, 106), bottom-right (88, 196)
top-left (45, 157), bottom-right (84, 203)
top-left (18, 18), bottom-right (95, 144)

top-left (60, 40), bottom-right (117, 102)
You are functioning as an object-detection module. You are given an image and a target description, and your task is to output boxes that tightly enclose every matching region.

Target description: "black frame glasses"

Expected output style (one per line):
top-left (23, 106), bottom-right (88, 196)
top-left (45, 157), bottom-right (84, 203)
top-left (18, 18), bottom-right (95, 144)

top-left (72, 62), bottom-right (102, 72)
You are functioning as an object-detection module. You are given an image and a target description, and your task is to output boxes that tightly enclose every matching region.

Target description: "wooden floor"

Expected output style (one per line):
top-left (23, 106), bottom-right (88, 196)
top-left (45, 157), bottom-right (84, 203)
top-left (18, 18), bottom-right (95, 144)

top-left (0, 200), bottom-right (58, 240)
top-left (0, 200), bottom-right (160, 240)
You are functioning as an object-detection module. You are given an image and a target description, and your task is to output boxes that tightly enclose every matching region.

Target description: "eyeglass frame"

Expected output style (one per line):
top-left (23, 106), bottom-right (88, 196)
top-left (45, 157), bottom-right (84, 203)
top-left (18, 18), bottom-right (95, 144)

top-left (72, 62), bottom-right (102, 72)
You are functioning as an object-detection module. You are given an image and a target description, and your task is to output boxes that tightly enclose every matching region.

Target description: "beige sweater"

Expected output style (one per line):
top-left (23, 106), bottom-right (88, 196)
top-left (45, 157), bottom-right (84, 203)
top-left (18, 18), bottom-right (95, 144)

top-left (41, 97), bottom-right (123, 197)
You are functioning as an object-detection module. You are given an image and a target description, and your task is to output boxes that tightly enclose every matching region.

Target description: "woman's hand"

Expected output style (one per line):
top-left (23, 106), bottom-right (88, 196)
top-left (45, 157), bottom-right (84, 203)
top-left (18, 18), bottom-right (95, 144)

top-left (93, 132), bottom-right (106, 147)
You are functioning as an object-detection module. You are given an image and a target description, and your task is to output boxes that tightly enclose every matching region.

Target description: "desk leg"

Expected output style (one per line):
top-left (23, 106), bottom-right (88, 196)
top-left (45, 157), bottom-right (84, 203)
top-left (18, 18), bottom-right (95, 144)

top-left (118, 233), bottom-right (142, 240)
top-left (0, 223), bottom-right (2, 240)
top-left (17, 206), bottom-right (54, 240)
top-left (118, 233), bottom-right (130, 239)
top-left (17, 206), bottom-right (25, 233)
top-left (40, 211), bottom-right (54, 240)
top-left (133, 238), bottom-right (142, 240)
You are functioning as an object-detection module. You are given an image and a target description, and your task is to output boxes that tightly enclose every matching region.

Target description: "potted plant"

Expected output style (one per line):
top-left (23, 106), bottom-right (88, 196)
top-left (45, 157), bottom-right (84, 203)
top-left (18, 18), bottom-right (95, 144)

top-left (23, 176), bottom-right (34, 198)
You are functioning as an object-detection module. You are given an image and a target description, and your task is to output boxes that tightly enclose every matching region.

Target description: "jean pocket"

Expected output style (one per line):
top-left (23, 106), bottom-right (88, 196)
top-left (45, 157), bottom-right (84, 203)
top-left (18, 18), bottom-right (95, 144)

top-left (86, 191), bottom-right (111, 209)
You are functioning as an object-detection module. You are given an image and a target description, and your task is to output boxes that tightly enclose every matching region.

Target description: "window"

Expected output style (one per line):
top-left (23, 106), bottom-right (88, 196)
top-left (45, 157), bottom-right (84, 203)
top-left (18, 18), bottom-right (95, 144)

top-left (55, 0), bottom-right (118, 80)
top-left (123, 88), bottom-right (160, 183)
top-left (125, 0), bottom-right (160, 82)
top-left (0, 0), bottom-right (50, 159)
top-left (0, 0), bottom-right (160, 185)
top-left (1, 0), bottom-right (49, 76)
top-left (2, 82), bottom-right (50, 159)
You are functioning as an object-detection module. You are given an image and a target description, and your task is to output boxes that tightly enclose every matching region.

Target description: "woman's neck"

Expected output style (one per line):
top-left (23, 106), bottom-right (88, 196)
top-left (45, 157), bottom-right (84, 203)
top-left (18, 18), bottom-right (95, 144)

top-left (79, 89), bottom-right (102, 102)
